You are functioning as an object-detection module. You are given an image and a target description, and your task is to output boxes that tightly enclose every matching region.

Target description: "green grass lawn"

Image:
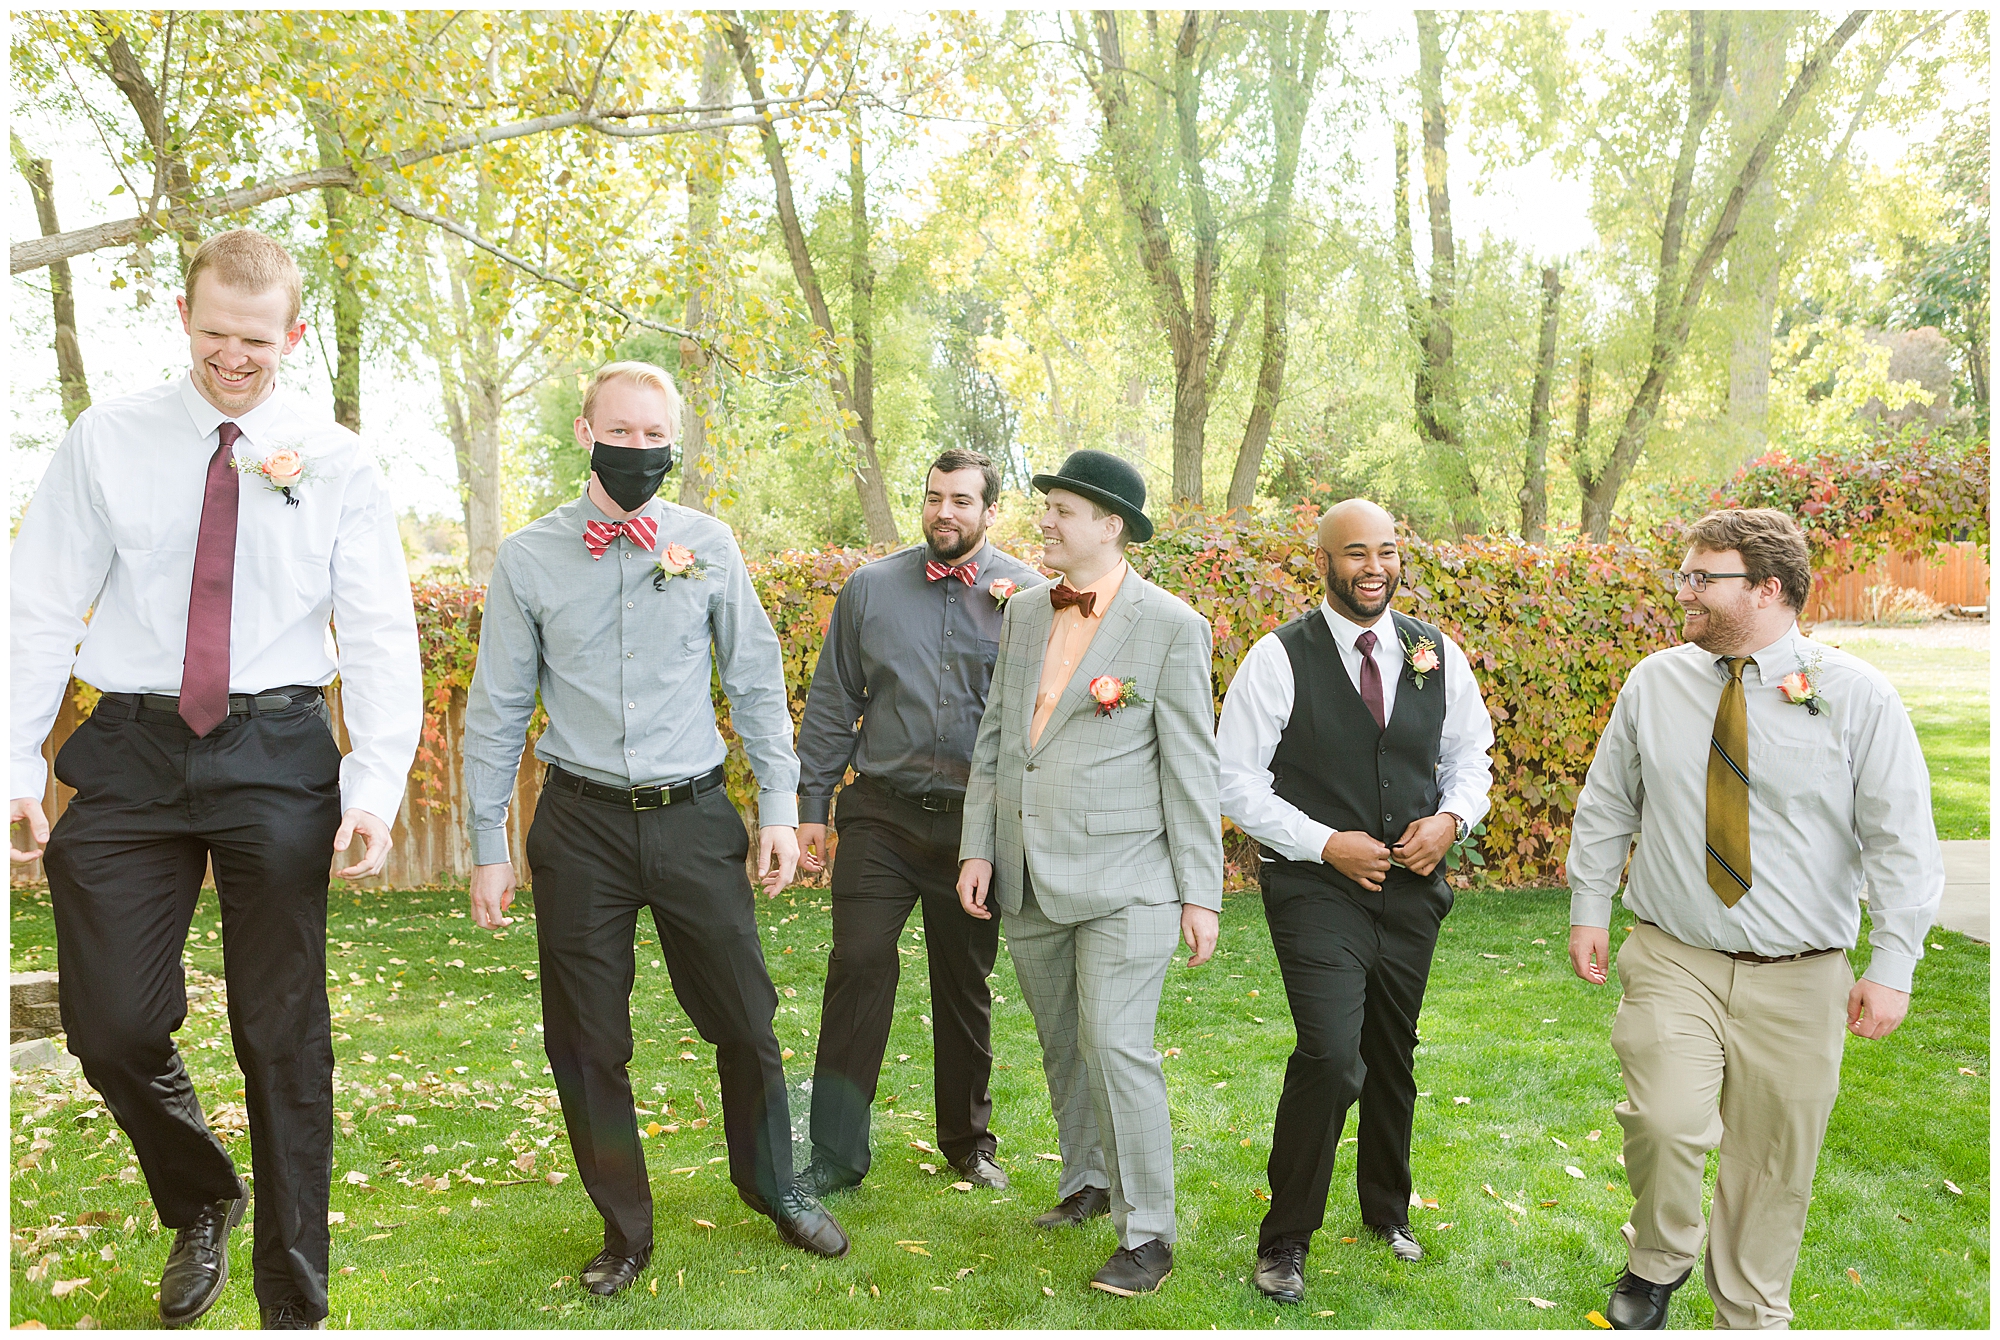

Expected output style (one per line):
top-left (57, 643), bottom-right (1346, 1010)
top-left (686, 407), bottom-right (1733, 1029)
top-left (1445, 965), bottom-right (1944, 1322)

top-left (1827, 638), bottom-right (1990, 841)
top-left (10, 880), bottom-right (1988, 1329)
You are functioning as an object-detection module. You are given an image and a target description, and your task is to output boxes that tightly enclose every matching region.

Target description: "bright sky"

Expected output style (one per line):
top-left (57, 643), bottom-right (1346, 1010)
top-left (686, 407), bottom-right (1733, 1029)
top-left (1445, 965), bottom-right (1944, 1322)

top-left (7, 10), bottom-right (1963, 523)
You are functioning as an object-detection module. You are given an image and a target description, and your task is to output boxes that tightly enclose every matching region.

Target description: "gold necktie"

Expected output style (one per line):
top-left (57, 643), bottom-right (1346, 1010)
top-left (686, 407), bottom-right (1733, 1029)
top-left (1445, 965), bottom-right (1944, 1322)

top-left (1706, 656), bottom-right (1753, 906)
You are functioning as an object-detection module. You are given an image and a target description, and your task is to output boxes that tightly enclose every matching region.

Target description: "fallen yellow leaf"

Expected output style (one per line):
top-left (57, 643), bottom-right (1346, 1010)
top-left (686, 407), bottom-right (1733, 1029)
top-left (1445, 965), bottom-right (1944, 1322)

top-left (1846, 1267), bottom-right (1863, 1285)
top-left (950, 1181), bottom-right (973, 1192)
top-left (1958, 1067), bottom-right (1978, 1077)
top-left (1314, 1310), bottom-right (1336, 1317)
top-left (1943, 1180), bottom-right (1964, 1195)
top-left (1586, 1309), bottom-right (1612, 1328)
top-left (650, 1278), bottom-right (658, 1295)
top-left (49, 1279), bottom-right (90, 1300)
top-left (902, 1245), bottom-right (932, 1257)
top-left (780, 1048), bottom-right (795, 1061)
top-left (1240, 1137), bottom-right (1254, 1147)
top-left (644, 1122), bottom-right (664, 1137)
top-left (1037, 1152), bottom-right (1063, 1162)
top-left (1042, 1286), bottom-right (1055, 1297)
top-left (694, 1220), bottom-right (716, 1230)
top-left (1525, 1296), bottom-right (1557, 1309)
top-left (1340, 1237), bottom-right (1358, 1244)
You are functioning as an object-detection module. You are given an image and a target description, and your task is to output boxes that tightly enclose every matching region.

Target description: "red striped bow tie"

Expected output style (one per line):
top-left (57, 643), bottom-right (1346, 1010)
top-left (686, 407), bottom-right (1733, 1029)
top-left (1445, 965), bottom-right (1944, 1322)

top-left (925, 559), bottom-right (979, 586)
top-left (583, 515), bottom-right (658, 560)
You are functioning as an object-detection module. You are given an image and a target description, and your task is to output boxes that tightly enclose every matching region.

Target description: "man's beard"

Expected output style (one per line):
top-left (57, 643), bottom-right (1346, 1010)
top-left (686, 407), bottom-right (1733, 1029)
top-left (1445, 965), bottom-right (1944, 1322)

top-left (1329, 567), bottom-right (1398, 621)
top-left (1683, 600), bottom-right (1755, 653)
top-left (925, 517), bottom-right (985, 564)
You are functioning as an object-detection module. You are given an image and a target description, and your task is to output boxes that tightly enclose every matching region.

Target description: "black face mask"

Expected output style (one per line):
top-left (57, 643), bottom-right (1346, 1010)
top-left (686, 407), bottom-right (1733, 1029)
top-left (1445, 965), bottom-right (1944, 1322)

top-left (590, 441), bottom-right (675, 512)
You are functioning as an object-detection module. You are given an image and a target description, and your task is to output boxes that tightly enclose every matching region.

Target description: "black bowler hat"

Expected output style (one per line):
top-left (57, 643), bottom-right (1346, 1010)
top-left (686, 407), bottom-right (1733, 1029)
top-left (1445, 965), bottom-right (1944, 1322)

top-left (1031, 449), bottom-right (1154, 544)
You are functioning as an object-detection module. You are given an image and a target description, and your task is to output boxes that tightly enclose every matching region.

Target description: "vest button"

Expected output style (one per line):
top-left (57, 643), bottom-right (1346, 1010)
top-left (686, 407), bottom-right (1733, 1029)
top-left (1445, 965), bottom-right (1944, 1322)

top-left (1385, 813), bottom-right (1394, 824)
top-left (1382, 780), bottom-right (1390, 788)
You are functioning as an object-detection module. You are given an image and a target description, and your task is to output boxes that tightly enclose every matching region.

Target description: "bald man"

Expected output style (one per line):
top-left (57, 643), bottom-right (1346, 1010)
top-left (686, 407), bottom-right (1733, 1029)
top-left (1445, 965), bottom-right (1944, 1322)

top-left (1215, 500), bottom-right (1494, 1304)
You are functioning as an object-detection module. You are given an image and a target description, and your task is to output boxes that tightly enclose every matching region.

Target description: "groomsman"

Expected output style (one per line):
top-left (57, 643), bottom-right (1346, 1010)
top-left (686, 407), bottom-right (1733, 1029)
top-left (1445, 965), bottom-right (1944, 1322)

top-left (462, 361), bottom-right (848, 1297)
top-left (1217, 498), bottom-right (1493, 1305)
top-left (793, 449), bottom-right (1041, 1195)
top-left (958, 449), bottom-right (1222, 1298)
top-left (9, 228), bottom-right (422, 1329)
top-left (1568, 507), bottom-right (1942, 1329)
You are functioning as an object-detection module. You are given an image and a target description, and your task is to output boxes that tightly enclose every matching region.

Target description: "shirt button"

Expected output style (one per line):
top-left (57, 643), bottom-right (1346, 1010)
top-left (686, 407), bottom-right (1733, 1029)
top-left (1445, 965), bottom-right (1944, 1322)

top-left (626, 652), bottom-right (634, 659)
top-left (948, 597), bottom-right (956, 604)
top-left (946, 630), bottom-right (953, 636)
top-left (628, 749), bottom-right (636, 756)
top-left (627, 601), bottom-right (635, 609)
top-left (938, 735), bottom-right (946, 742)
top-left (628, 702), bottom-right (637, 709)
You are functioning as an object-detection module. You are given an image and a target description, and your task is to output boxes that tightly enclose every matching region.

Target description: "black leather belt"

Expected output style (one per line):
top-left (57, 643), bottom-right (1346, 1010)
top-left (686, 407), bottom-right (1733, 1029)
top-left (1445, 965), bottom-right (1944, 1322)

top-left (1635, 919), bottom-right (1842, 966)
top-left (863, 775), bottom-right (964, 813)
top-left (98, 685), bottom-right (323, 720)
top-left (546, 762), bottom-right (726, 812)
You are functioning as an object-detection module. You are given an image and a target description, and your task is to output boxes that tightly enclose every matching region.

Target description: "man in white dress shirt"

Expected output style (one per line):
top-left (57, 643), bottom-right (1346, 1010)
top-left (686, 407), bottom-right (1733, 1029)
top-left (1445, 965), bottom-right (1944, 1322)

top-left (1568, 508), bottom-right (1942, 1330)
top-left (1217, 499), bottom-right (1493, 1305)
top-left (9, 229), bottom-right (421, 1330)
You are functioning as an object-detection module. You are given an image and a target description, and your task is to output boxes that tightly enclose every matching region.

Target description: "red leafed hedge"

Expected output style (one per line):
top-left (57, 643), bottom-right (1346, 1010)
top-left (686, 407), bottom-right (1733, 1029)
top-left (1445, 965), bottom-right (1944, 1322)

top-left (410, 510), bottom-right (1681, 888)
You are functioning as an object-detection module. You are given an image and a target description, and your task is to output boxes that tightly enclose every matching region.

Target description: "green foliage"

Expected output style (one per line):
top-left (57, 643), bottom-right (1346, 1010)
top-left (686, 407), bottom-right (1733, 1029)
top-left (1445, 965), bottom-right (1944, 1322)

top-left (1709, 433), bottom-right (1991, 579)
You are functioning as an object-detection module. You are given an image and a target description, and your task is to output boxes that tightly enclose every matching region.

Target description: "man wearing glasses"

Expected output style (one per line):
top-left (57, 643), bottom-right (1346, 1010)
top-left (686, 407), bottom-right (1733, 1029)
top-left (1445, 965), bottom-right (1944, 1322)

top-left (1567, 508), bottom-right (1942, 1329)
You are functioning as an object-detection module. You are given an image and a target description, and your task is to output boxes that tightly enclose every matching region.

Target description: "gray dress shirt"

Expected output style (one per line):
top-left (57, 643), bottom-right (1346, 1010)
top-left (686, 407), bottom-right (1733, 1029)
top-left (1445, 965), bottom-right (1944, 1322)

top-left (795, 540), bottom-right (1044, 825)
top-left (1567, 623), bottom-right (1943, 993)
top-left (463, 493), bottom-right (799, 865)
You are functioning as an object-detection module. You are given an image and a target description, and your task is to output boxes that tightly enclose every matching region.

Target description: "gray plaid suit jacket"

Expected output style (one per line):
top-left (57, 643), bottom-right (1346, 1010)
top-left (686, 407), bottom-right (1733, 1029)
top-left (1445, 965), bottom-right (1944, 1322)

top-left (960, 567), bottom-right (1223, 924)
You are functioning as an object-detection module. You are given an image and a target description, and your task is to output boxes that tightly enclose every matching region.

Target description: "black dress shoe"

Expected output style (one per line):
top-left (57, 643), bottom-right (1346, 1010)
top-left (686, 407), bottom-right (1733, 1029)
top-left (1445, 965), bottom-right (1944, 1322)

top-left (1368, 1222), bottom-right (1425, 1262)
top-left (1606, 1266), bottom-right (1691, 1329)
top-left (797, 1159), bottom-right (862, 1199)
top-left (259, 1301), bottom-right (325, 1329)
top-left (1090, 1238), bottom-right (1173, 1296)
top-left (1031, 1184), bottom-right (1111, 1229)
top-left (160, 1191), bottom-right (247, 1328)
top-left (1252, 1238), bottom-right (1308, 1304)
top-left (954, 1150), bottom-right (1010, 1189)
top-left (581, 1244), bottom-right (653, 1297)
top-left (740, 1186), bottom-right (850, 1258)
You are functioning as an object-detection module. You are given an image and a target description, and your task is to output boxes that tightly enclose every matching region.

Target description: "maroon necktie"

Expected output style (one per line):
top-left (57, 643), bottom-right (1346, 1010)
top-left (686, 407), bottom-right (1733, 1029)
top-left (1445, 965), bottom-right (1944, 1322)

top-left (1049, 583), bottom-right (1097, 618)
top-left (179, 422), bottom-right (241, 737)
top-left (1355, 629), bottom-right (1386, 731)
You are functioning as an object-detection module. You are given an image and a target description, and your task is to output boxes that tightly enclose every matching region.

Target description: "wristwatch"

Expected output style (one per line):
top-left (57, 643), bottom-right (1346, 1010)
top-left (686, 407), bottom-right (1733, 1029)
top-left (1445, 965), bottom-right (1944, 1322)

top-left (1445, 812), bottom-right (1469, 844)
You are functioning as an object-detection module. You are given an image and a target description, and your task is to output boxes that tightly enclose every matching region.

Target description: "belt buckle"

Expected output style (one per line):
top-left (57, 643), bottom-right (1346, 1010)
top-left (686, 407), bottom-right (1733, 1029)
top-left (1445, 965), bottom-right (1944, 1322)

top-left (917, 793), bottom-right (945, 812)
top-left (631, 785), bottom-right (667, 812)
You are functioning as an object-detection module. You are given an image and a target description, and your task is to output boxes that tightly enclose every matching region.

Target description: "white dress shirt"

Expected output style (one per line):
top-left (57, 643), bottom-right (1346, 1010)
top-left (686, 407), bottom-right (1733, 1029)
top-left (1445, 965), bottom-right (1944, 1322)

top-left (1218, 601), bottom-right (1496, 862)
top-left (1567, 622), bottom-right (1943, 993)
top-left (10, 373), bottom-right (422, 823)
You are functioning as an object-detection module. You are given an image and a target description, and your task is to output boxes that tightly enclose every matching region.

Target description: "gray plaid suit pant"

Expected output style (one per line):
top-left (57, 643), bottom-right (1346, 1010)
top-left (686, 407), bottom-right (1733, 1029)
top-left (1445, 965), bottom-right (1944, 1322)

top-left (1008, 873), bottom-right (1181, 1249)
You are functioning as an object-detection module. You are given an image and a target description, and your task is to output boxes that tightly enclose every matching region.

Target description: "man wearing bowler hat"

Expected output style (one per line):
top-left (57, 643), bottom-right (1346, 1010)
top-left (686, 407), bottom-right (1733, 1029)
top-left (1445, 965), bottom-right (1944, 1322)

top-left (958, 449), bottom-right (1222, 1298)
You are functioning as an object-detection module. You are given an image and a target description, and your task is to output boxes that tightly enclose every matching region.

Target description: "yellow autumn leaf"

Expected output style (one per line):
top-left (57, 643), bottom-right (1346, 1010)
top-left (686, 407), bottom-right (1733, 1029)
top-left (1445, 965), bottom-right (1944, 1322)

top-left (1586, 1309), bottom-right (1612, 1328)
top-left (694, 1219), bottom-right (716, 1230)
top-left (901, 1244), bottom-right (932, 1257)
top-left (644, 1122), bottom-right (663, 1136)
top-left (1846, 1267), bottom-right (1863, 1285)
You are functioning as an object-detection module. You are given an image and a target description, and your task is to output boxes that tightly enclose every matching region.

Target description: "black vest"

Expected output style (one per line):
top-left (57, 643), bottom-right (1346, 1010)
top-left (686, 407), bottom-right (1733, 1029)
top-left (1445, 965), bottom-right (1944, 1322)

top-left (1266, 609), bottom-right (1449, 890)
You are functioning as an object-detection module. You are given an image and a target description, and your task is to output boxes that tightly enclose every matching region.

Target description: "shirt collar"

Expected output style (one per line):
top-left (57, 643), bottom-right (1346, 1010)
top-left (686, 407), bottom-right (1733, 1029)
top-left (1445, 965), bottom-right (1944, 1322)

top-left (1062, 558), bottom-right (1128, 617)
top-left (1319, 599), bottom-right (1394, 653)
top-left (581, 490), bottom-right (662, 529)
top-left (1718, 620), bottom-right (1802, 685)
top-left (176, 372), bottom-right (292, 450)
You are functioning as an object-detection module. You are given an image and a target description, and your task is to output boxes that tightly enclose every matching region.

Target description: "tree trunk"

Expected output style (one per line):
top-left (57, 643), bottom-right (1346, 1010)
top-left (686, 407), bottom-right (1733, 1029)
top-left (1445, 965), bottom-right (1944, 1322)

top-left (1415, 11), bottom-right (1482, 536)
top-left (848, 102), bottom-right (876, 448)
top-left (95, 20), bottom-right (202, 273)
top-left (1718, 13), bottom-right (1795, 455)
top-left (1520, 266), bottom-right (1562, 544)
top-left (1227, 11), bottom-right (1329, 512)
top-left (443, 237), bottom-right (505, 584)
top-left (1579, 11), bottom-right (1867, 540)
top-left (1570, 347), bottom-right (1603, 539)
top-left (17, 147), bottom-right (89, 422)
top-left (312, 120), bottom-right (363, 432)
top-left (723, 16), bottom-right (898, 545)
top-left (678, 30), bottom-right (733, 513)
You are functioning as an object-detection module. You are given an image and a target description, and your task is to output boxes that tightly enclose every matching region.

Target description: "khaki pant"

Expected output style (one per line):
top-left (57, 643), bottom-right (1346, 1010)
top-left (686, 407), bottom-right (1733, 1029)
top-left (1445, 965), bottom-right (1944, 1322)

top-left (1611, 921), bottom-right (1852, 1330)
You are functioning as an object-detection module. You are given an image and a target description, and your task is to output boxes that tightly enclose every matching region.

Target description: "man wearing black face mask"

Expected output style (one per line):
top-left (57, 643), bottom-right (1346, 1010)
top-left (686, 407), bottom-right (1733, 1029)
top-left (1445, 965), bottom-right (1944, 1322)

top-left (462, 361), bottom-right (849, 1296)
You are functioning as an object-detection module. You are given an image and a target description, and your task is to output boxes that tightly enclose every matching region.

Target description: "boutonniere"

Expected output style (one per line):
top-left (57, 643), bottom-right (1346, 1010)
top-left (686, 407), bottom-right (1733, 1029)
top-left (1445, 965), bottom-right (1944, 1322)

top-left (232, 443), bottom-right (312, 506)
top-left (651, 541), bottom-right (713, 591)
top-left (1778, 650), bottom-right (1828, 716)
top-left (1400, 630), bottom-right (1440, 689)
top-left (1087, 674), bottom-right (1147, 717)
top-left (988, 577), bottom-right (1019, 607)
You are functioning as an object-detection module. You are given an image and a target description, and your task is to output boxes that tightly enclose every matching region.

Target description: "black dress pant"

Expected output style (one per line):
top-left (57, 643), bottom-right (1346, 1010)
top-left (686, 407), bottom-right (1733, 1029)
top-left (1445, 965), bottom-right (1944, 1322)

top-left (527, 779), bottom-right (794, 1256)
top-left (807, 777), bottom-right (999, 1179)
top-left (1258, 860), bottom-right (1452, 1253)
top-left (44, 693), bottom-right (343, 1320)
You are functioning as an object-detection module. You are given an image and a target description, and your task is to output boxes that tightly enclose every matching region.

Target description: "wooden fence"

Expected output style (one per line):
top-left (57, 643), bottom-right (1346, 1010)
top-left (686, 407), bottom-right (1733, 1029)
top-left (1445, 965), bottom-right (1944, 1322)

top-left (13, 682), bottom-right (547, 891)
top-left (1804, 541), bottom-right (1989, 622)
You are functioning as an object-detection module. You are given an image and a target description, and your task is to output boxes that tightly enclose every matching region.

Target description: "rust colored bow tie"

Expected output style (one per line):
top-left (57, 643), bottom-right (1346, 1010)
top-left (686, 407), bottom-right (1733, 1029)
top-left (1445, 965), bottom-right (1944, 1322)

top-left (1049, 583), bottom-right (1097, 619)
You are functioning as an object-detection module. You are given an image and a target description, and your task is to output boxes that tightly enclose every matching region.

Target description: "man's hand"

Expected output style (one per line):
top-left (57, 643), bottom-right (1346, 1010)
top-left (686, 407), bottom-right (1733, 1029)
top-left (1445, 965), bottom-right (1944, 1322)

top-left (957, 858), bottom-right (994, 920)
top-left (1322, 830), bottom-right (1392, 891)
top-left (797, 822), bottom-right (830, 876)
top-left (1180, 905), bottom-right (1219, 967)
top-left (10, 798), bottom-right (50, 864)
top-left (471, 862), bottom-right (518, 930)
top-left (756, 825), bottom-right (799, 896)
top-left (1569, 924), bottom-right (1611, 984)
top-left (1390, 814), bottom-right (1457, 877)
top-left (1847, 978), bottom-right (1911, 1039)
top-left (334, 808), bottom-right (392, 879)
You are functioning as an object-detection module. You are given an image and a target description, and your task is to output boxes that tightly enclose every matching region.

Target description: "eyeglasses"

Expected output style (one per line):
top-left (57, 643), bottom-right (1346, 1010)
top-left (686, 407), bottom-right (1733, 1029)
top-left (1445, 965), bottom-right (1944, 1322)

top-left (1658, 570), bottom-right (1754, 594)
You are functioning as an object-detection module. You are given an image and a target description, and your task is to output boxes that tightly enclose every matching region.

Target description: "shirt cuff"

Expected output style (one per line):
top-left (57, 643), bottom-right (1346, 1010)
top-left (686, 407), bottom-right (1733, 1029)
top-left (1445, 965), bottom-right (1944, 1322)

top-left (1859, 947), bottom-right (1918, 995)
top-left (339, 781), bottom-right (406, 832)
top-left (472, 826), bottom-right (513, 867)
top-left (1569, 890), bottom-right (1615, 928)
top-left (11, 756), bottom-right (48, 802)
top-left (758, 790), bottom-right (799, 830)
top-left (799, 793), bottom-right (833, 826)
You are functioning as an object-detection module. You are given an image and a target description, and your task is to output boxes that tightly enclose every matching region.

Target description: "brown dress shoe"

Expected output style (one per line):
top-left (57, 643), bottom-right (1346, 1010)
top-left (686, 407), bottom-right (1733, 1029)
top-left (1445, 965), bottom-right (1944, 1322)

top-left (1090, 1239), bottom-right (1173, 1296)
top-left (1031, 1184), bottom-right (1111, 1228)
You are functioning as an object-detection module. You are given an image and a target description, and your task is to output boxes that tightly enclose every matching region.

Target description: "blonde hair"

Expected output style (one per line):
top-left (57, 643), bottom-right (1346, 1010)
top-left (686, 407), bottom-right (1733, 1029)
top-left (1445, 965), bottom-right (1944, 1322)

top-left (581, 361), bottom-right (684, 429)
top-left (183, 228), bottom-right (303, 326)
